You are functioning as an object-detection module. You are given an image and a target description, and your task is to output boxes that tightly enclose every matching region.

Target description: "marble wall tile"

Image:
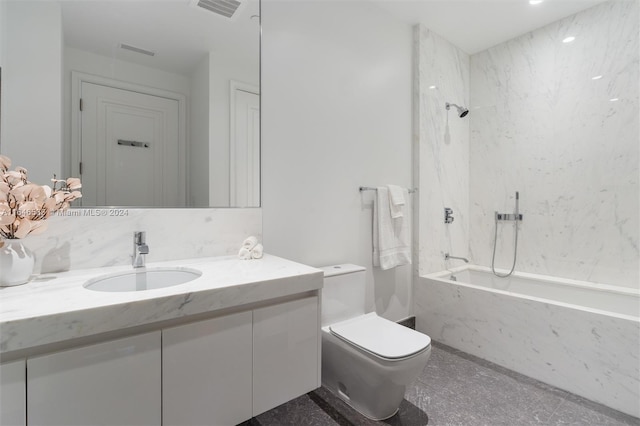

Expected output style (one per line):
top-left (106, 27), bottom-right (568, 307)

top-left (413, 25), bottom-right (470, 276)
top-left (21, 208), bottom-right (262, 274)
top-left (468, 0), bottom-right (639, 287)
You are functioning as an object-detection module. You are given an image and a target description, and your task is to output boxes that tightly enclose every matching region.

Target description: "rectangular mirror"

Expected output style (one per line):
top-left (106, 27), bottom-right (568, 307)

top-left (0, 0), bottom-right (260, 208)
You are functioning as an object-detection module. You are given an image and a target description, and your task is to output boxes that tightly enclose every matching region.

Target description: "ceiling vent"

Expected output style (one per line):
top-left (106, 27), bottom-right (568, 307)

top-left (119, 43), bottom-right (156, 57)
top-left (194, 0), bottom-right (242, 19)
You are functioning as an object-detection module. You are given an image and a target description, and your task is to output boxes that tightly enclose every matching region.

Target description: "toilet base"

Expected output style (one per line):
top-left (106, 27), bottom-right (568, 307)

top-left (321, 327), bottom-right (431, 421)
top-left (323, 384), bottom-right (400, 421)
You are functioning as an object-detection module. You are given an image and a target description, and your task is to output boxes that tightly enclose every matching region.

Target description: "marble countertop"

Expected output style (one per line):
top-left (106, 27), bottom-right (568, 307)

top-left (0, 254), bottom-right (323, 357)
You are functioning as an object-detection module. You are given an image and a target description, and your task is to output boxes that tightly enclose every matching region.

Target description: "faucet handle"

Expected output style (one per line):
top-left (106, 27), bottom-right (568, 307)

top-left (138, 243), bottom-right (150, 255)
top-left (444, 207), bottom-right (454, 224)
top-left (134, 231), bottom-right (146, 244)
top-left (132, 231), bottom-right (149, 268)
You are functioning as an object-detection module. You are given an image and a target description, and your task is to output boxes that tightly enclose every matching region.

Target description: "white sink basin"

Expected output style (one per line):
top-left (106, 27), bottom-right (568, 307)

top-left (84, 267), bottom-right (202, 292)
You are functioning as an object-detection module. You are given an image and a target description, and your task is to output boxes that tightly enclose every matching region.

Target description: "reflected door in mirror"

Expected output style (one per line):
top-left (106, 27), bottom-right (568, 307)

top-left (81, 82), bottom-right (183, 207)
top-left (231, 88), bottom-right (260, 207)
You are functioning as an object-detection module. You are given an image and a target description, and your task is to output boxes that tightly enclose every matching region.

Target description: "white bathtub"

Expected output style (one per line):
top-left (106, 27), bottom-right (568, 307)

top-left (416, 265), bottom-right (640, 418)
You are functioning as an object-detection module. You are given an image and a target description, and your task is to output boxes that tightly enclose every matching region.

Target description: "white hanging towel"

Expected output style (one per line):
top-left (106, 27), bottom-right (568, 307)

top-left (373, 186), bottom-right (411, 270)
top-left (387, 184), bottom-right (406, 219)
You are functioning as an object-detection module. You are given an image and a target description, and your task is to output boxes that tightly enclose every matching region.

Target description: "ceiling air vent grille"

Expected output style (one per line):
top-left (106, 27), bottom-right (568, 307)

top-left (119, 43), bottom-right (156, 57)
top-left (196, 0), bottom-right (242, 18)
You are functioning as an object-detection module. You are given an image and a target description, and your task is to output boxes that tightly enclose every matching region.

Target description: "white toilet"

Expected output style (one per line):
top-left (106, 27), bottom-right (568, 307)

top-left (320, 264), bottom-right (431, 420)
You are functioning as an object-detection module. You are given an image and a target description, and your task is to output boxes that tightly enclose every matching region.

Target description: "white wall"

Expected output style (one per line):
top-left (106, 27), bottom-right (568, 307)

top-left (469, 0), bottom-right (639, 287)
top-left (0, 1), bottom-right (6, 139)
top-left (63, 47), bottom-right (191, 97)
top-left (1, 1), bottom-right (63, 186)
top-left (262, 0), bottom-right (414, 321)
top-left (413, 25), bottom-right (470, 277)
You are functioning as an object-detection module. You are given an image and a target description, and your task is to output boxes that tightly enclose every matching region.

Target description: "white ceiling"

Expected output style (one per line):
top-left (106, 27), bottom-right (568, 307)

top-left (61, 0), bottom-right (260, 76)
top-left (373, 0), bottom-right (610, 54)
top-left (60, 0), bottom-right (611, 76)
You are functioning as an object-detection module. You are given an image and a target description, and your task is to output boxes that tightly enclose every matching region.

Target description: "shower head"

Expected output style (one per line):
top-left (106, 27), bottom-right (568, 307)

top-left (446, 102), bottom-right (469, 118)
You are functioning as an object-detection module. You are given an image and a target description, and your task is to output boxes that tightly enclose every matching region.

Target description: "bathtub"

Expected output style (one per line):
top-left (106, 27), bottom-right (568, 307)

top-left (416, 265), bottom-right (640, 418)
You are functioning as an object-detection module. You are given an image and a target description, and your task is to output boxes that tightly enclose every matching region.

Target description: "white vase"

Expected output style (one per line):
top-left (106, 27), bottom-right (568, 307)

top-left (0, 239), bottom-right (35, 287)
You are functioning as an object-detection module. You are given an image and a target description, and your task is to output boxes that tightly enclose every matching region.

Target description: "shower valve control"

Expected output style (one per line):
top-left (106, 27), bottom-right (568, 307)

top-left (444, 207), bottom-right (454, 224)
top-left (495, 212), bottom-right (524, 221)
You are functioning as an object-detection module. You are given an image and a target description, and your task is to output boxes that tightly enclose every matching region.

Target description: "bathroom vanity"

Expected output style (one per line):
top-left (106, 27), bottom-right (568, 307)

top-left (0, 255), bottom-right (323, 426)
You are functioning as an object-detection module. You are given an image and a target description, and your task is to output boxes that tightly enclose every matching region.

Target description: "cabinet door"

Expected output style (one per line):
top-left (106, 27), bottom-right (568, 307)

top-left (253, 296), bottom-right (320, 415)
top-left (163, 311), bottom-right (252, 426)
top-left (0, 360), bottom-right (25, 426)
top-left (27, 331), bottom-right (161, 426)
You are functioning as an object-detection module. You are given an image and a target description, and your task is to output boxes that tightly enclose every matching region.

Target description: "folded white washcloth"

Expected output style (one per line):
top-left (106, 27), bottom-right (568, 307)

top-left (387, 185), bottom-right (406, 219)
top-left (242, 236), bottom-right (258, 250)
top-left (251, 244), bottom-right (263, 259)
top-left (238, 247), bottom-right (252, 260)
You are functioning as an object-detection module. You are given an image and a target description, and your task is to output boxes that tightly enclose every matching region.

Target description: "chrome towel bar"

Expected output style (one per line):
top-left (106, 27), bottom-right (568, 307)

top-left (359, 186), bottom-right (417, 193)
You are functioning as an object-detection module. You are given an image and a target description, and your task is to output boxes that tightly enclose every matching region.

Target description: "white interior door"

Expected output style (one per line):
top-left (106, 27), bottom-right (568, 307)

top-left (81, 82), bottom-right (182, 207)
top-left (231, 87), bottom-right (260, 207)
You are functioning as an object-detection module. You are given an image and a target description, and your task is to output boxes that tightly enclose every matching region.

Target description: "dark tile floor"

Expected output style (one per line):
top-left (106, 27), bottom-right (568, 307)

top-left (245, 342), bottom-right (640, 426)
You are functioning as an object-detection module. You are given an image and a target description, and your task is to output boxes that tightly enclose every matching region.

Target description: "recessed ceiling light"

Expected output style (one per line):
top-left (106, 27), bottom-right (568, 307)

top-left (529, 0), bottom-right (543, 5)
top-left (429, 85), bottom-right (437, 90)
top-left (609, 98), bottom-right (619, 102)
top-left (592, 75), bottom-right (603, 80)
top-left (562, 36), bottom-right (576, 43)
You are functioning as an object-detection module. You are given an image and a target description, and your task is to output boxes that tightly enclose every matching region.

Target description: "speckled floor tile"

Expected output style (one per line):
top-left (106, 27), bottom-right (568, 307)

top-left (419, 343), bottom-right (639, 426)
top-left (253, 394), bottom-right (339, 426)
top-left (246, 342), bottom-right (639, 426)
top-left (308, 386), bottom-right (379, 426)
top-left (546, 398), bottom-right (639, 426)
top-left (310, 385), bottom-right (430, 426)
top-left (417, 346), bottom-right (563, 425)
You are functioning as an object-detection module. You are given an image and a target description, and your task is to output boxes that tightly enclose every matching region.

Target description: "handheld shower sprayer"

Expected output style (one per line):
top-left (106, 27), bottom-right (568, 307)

top-left (492, 191), bottom-right (522, 278)
top-left (445, 102), bottom-right (469, 118)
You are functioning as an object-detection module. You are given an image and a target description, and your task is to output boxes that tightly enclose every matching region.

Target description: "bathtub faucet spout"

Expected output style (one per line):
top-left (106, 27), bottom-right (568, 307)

top-left (445, 253), bottom-right (469, 263)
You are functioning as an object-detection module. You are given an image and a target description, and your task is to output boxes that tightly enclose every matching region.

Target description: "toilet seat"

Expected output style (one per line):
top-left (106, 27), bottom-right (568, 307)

top-left (329, 313), bottom-right (431, 360)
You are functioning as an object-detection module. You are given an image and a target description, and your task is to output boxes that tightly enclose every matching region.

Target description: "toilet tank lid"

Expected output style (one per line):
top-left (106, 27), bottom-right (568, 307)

top-left (319, 264), bottom-right (366, 278)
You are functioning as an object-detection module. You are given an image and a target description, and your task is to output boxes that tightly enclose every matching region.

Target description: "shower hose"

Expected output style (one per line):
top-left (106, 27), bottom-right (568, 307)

top-left (491, 195), bottom-right (520, 278)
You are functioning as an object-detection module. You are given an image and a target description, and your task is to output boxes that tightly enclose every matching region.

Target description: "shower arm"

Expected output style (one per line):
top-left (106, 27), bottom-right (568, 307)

top-left (445, 102), bottom-right (469, 118)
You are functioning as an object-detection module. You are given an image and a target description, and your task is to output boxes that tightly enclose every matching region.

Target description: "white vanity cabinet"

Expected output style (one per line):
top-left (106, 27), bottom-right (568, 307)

top-left (162, 295), bottom-right (321, 422)
top-left (162, 311), bottom-right (253, 426)
top-left (0, 255), bottom-right (324, 426)
top-left (253, 295), bottom-right (320, 416)
top-left (26, 331), bottom-right (161, 426)
top-left (0, 360), bottom-right (26, 426)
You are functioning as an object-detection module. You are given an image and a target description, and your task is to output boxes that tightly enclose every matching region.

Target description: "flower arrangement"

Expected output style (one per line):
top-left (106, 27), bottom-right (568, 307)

top-left (0, 155), bottom-right (82, 240)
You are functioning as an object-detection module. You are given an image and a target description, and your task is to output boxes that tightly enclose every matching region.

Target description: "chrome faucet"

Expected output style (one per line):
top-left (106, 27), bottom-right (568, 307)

top-left (133, 231), bottom-right (149, 268)
top-left (445, 253), bottom-right (469, 263)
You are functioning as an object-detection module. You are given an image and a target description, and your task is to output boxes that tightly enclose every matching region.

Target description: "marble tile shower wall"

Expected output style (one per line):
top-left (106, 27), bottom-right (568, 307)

top-left (413, 25), bottom-right (470, 276)
top-left (468, 0), bottom-right (639, 287)
top-left (24, 208), bottom-right (262, 274)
